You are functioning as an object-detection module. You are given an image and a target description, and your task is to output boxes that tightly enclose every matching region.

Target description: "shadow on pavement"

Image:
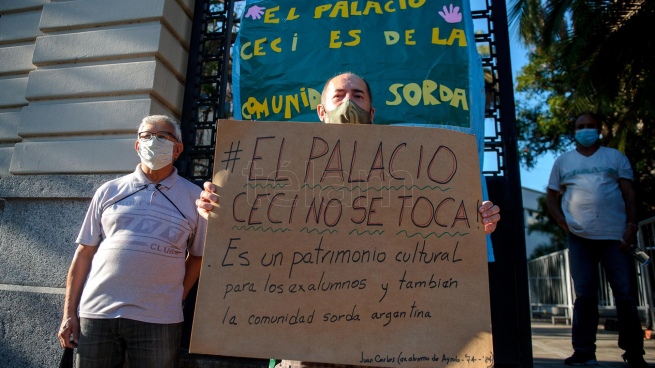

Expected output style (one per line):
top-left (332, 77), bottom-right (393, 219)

top-left (531, 321), bottom-right (654, 368)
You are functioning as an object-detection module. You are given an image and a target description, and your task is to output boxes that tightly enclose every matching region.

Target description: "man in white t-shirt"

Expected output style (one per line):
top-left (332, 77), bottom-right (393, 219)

top-left (547, 113), bottom-right (646, 368)
top-left (57, 115), bottom-right (207, 367)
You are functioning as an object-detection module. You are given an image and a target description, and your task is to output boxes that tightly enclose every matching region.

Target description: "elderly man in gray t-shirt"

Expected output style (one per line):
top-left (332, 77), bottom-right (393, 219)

top-left (57, 115), bottom-right (207, 367)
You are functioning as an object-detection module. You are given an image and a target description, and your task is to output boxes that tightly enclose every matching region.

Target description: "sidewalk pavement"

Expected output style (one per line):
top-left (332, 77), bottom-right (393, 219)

top-left (532, 321), bottom-right (655, 368)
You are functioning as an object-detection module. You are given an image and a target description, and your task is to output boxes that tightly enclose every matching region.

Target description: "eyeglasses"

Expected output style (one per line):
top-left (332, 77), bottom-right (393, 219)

top-left (138, 131), bottom-right (178, 142)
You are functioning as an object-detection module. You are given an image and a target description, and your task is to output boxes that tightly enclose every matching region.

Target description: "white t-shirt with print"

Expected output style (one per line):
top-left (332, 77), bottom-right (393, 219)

top-left (76, 166), bottom-right (206, 324)
top-left (548, 146), bottom-right (633, 240)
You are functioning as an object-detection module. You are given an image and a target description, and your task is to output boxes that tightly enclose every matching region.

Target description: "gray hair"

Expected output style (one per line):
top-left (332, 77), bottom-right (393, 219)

top-left (138, 115), bottom-right (182, 141)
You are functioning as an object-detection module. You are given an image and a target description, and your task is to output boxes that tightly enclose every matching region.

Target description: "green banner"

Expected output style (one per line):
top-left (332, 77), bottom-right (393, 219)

top-left (233, 0), bottom-right (483, 128)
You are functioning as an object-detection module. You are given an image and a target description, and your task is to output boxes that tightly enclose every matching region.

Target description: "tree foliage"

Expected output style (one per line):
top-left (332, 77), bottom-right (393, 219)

top-left (510, 0), bottom-right (655, 219)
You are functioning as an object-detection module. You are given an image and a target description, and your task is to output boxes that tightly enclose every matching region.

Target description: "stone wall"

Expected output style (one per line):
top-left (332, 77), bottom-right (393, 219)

top-left (0, 0), bottom-right (195, 366)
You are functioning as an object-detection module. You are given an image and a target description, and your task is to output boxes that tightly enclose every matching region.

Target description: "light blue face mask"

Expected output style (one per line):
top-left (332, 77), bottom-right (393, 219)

top-left (575, 128), bottom-right (599, 147)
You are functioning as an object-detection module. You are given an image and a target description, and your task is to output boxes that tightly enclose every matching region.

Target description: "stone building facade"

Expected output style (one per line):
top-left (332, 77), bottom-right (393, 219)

top-left (0, 0), bottom-right (197, 366)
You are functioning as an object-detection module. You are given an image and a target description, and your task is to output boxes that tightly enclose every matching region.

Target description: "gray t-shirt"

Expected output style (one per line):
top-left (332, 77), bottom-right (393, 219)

top-left (76, 165), bottom-right (206, 324)
top-left (547, 146), bottom-right (633, 240)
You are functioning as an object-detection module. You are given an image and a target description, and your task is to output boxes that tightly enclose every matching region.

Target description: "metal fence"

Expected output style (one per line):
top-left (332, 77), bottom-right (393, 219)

top-left (527, 216), bottom-right (655, 327)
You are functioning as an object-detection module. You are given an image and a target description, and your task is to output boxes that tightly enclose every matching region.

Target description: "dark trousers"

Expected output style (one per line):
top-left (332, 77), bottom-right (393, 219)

top-left (568, 233), bottom-right (644, 355)
top-left (76, 317), bottom-right (181, 368)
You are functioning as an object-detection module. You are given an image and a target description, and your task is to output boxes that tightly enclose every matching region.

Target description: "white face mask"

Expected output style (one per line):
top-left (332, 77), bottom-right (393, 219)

top-left (138, 138), bottom-right (175, 170)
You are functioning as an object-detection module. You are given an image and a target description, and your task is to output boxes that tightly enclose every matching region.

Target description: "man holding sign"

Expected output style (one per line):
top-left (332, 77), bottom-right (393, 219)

top-left (194, 73), bottom-right (500, 367)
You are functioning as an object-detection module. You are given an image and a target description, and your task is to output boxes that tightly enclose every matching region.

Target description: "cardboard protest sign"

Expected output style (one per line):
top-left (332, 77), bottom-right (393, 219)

top-left (233, 0), bottom-right (485, 129)
top-left (190, 120), bottom-right (493, 367)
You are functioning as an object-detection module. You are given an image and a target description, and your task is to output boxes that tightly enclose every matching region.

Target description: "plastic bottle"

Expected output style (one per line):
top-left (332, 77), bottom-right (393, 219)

top-left (630, 245), bottom-right (651, 266)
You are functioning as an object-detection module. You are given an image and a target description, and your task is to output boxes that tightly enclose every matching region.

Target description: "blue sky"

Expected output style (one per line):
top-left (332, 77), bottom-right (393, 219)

top-left (509, 38), bottom-right (554, 193)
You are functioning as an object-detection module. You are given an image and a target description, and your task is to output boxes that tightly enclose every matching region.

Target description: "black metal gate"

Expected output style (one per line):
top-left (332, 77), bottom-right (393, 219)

top-left (178, 0), bottom-right (532, 366)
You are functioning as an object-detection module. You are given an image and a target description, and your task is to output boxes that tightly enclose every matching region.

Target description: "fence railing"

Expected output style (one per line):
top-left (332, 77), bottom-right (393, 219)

top-left (527, 216), bottom-right (655, 327)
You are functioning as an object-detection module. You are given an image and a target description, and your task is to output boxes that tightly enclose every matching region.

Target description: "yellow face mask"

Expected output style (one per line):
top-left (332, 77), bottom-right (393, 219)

top-left (323, 99), bottom-right (372, 124)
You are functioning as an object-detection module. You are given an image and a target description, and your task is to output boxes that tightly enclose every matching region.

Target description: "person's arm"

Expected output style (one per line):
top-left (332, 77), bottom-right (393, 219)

top-left (183, 254), bottom-right (203, 300)
top-left (546, 188), bottom-right (569, 233)
top-left (58, 244), bottom-right (97, 349)
top-left (479, 201), bottom-right (500, 234)
top-left (618, 178), bottom-right (637, 251)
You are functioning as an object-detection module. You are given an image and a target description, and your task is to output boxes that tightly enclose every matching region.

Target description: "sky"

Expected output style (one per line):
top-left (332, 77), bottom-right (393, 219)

top-left (505, 13), bottom-right (555, 193)
top-left (509, 40), bottom-right (555, 193)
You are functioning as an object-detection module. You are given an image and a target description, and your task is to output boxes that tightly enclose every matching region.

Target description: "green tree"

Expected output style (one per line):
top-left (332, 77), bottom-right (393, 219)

top-left (509, 0), bottom-right (655, 219)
